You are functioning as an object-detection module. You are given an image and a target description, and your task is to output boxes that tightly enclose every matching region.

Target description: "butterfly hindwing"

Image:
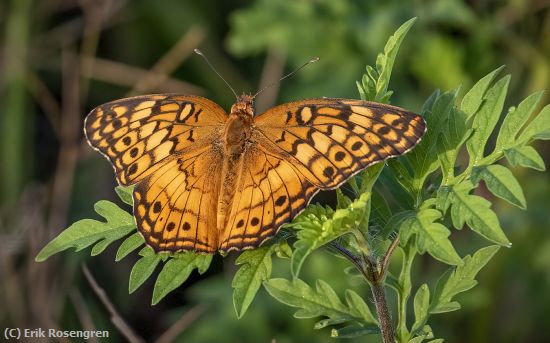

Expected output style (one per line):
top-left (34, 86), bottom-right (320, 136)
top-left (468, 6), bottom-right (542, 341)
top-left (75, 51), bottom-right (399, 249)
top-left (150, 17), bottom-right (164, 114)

top-left (134, 146), bottom-right (223, 253)
top-left (220, 139), bottom-right (317, 252)
top-left (84, 94), bottom-right (227, 185)
top-left (254, 98), bottom-right (426, 189)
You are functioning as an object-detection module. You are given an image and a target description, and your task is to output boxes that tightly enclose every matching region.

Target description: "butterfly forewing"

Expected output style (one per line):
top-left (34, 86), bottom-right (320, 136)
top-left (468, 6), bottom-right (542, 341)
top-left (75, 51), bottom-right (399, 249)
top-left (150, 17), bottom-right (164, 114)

top-left (84, 94), bottom-right (227, 185)
top-left (253, 98), bottom-right (426, 189)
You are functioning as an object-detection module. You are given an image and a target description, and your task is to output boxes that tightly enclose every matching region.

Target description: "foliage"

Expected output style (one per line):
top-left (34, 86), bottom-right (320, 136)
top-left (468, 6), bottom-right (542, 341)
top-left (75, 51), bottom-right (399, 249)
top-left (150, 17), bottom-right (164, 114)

top-left (34, 16), bottom-right (549, 343)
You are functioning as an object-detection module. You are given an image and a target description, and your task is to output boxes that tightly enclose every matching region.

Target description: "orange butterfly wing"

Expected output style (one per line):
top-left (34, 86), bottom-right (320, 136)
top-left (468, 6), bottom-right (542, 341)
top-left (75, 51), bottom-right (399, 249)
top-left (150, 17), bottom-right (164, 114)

top-left (253, 98), bottom-right (426, 189)
top-left (219, 99), bottom-right (426, 251)
top-left (84, 94), bottom-right (227, 252)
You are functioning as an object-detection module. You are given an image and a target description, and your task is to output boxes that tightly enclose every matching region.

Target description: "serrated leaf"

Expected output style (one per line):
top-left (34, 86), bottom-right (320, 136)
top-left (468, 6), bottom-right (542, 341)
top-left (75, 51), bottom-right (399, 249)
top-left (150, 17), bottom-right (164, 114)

top-left (345, 290), bottom-right (377, 324)
top-left (412, 284), bottom-right (430, 333)
top-left (448, 182), bottom-right (510, 246)
top-left (290, 192), bottom-right (371, 278)
top-left (357, 18), bottom-right (415, 102)
top-left (430, 245), bottom-right (499, 314)
top-left (35, 200), bottom-right (135, 262)
top-left (420, 89), bottom-right (441, 114)
top-left (437, 108), bottom-right (471, 183)
top-left (152, 253), bottom-right (212, 305)
top-left (232, 245), bottom-right (274, 318)
top-left (517, 103), bottom-right (550, 142)
top-left (129, 253), bottom-right (162, 293)
top-left (115, 185), bottom-right (134, 206)
top-left (373, 18), bottom-right (416, 102)
top-left (466, 76), bottom-right (510, 165)
top-left (461, 66), bottom-right (504, 118)
top-left (471, 165), bottom-right (526, 209)
top-left (264, 278), bottom-right (376, 333)
top-left (116, 232), bottom-right (144, 261)
top-left (398, 208), bottom-right (462, 265)
top-left (504, 146), bottom-right (546, 171)
top-left (407, 91), bottom-right (455, 189)
top-left (495, 91), bottom-right (544, 150)
top-left (409, 324), bottom-right (435, 342)
top-left (91, 238), bottom-right (113, 256)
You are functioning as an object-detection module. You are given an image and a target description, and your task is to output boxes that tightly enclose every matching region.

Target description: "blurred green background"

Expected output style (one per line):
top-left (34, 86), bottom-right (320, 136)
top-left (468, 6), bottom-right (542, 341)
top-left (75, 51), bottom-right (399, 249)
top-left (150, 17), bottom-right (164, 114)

top-left (1, 0), bottom-right (549, 342)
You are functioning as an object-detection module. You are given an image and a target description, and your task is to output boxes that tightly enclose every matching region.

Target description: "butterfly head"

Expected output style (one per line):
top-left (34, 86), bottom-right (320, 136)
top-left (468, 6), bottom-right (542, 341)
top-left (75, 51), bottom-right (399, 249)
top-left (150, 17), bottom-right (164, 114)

top-left (231, 94), bottom-right (255, 118)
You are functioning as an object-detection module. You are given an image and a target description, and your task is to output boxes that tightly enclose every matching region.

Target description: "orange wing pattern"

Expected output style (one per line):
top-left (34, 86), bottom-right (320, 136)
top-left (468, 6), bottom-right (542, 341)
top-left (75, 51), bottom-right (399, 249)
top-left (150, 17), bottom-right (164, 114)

top-left (219, 100), bottom-right (425, 251)
top-left (253, 98), bottom-right (426, 189)
top-left (220, 136), bottom-right (317, 252)
top-left (85, 94), bottom-right (426, 254)
top-left (84, 94), bottom-right (226, 185)
top-left (134, 147), bottom-right (222, 252)
top-left (84, 95), bottom-right (227, 252)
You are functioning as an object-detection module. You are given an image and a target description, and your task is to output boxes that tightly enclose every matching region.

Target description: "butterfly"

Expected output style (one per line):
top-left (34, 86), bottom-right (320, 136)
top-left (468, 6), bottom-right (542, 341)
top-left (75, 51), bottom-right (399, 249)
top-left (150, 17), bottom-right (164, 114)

top-left (84, 93), bottom-right (426, 253)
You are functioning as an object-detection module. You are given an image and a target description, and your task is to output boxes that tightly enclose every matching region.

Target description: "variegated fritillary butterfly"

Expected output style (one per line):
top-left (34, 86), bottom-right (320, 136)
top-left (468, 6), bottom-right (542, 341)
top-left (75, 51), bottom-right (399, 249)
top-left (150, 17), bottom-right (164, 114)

top-left (84, 93), bottom-right (426, 253)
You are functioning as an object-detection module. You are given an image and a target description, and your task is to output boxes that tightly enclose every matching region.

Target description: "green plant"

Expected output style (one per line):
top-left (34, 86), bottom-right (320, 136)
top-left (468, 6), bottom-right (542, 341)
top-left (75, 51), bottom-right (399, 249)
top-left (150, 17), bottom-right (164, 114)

top-left (36, 18), bottom-right (549, 342)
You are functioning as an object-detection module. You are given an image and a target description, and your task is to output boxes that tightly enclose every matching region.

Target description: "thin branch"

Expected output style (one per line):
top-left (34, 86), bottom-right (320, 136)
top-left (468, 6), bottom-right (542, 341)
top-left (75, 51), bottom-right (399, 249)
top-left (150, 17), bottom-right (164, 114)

top-left (329, 241), bottom-right (363, 270)
top-left (254, 47), bottom-right (287, 113)
top-left (127, 26), bottom-right (205, 96)
top-left (155, 305), bottom-right (206, 343)
top-left (47, 49), bottom-right (81, 234)
top-left (79, 55), bottom-right (204, 95)
top-left (25, 71), bottom-right (62, 138)
top-left (69, 289), bottom-right (99, 343)
top-left (380, 236), bottom-right (400, 278)
top-left (82, 265), bottom-right (146, 343)
top-left (79, 0), bottom-right (113, 100)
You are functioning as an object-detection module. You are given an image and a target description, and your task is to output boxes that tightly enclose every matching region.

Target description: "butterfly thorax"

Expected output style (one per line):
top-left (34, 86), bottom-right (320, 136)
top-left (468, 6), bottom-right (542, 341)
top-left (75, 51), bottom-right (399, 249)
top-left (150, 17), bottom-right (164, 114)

top-left (217, 94), bottom-right (255, 237)
top-left (224, 94), bottom-right (254, 155)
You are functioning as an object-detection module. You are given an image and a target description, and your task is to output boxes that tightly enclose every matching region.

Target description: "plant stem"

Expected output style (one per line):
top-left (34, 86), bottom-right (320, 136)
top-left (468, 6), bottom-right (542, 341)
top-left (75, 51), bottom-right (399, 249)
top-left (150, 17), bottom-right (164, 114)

top-left (333, 238), bottom-right (399, 343)
top-left (365, 257), bottom-right (395, 343)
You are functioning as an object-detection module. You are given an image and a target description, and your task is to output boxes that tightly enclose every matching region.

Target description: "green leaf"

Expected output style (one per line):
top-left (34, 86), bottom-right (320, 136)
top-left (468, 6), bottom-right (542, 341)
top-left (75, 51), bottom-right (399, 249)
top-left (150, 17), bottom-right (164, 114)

top-left (129, 253), bottom-right (162, 294)
top-left (408, 324), bottom-right (435, 343)
top-left (290, 191), bottom-right (371, 278)
top-left (460, 66), bottom-right (504, 118)
top-left (115, 185), bottom-right (134, 206)
top-left (437, 107), bottom-right (471, 183)
top-left (264, 278), bottom-right (376, 330)
top-left (358, 18), bottom-right (416, 102)
top-left (495, 91), bottom-right (544, 150)
top-left (344, 290), bottom-right (377, 324)
top-left (115, 232), bottom-right (144, 261)
top-left (518, 104), bottom-right (550, 143)
top-left (398, 208), bottom-right (463, 266)
top-left (152, 253), bottom-right (212, 305)
top-left (471, 165), bottom-right (526, 209)
top-left (407, 91), bottom-right (456, 191)
top-left (504, 146), bottom-right (546, 171)
top-left (448, 182), bottom-right (510, 246)
top-left (412, 284), bottom-right (430, 333)
top-left (35, 200), bottom-right (135, 262)
top-left (466, 76), bottom-right (510, 166)
top-left (430, 245), bottom-right (499, 314)
top-left (232, 245), bottom-right (275, 318)
top-left (374, 18), bottom-right (416, 102)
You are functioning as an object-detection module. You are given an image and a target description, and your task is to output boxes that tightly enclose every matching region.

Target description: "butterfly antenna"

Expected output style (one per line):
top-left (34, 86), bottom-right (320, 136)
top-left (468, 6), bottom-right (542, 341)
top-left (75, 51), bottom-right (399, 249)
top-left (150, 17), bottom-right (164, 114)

top-left (252, 56), bottom-right (320, 99)
top-left (194, 49), bottom-right (238, 99)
